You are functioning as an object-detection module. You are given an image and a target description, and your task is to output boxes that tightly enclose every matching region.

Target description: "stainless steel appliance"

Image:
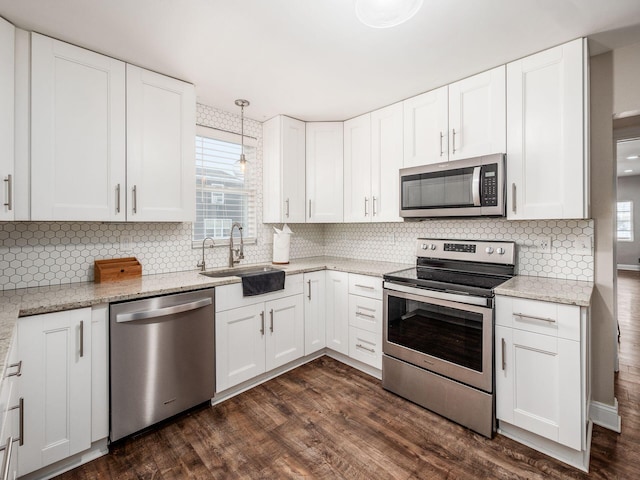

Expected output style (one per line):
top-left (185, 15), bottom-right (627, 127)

top-left (110, 288), bottom-right (215, 441)
top-left (382, 238), bottom-right (515, 437)
top-left (399, 153), bottom-right (505, 219)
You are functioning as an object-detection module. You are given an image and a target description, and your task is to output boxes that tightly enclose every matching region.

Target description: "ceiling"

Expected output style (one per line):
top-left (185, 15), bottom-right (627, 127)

top-left (1, 0), bottom-right (640, 122)
top-left (617, 138), bottom-right (640, 177)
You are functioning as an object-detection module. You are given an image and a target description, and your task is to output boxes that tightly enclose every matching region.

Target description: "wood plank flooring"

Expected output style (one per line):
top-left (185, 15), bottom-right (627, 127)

top-left (57, 274), bottom-right (640, 480)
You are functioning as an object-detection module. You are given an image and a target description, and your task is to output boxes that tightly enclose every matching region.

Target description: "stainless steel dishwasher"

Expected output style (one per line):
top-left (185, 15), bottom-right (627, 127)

top-left (109, 288), bottom-right (215, 441)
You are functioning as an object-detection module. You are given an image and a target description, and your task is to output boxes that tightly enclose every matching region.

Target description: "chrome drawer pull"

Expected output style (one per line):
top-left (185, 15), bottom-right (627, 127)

top-left (260, 311), bottom-right (265, 335)
top-left (270, 309), bottom-right (274, 333)
top-left (513, 312), bottom-right (556, 324)
top-left (285, 198), bottom-right (290, 217)
top-left (79, 320), bottom-right (84, 358)
top-left (356, 344), bottom-right (375, 354)
top-left (354, 284), bottom-right (375, 290)
top-left (501, 338), bottom-right (506, 371)
top-left (5, 361), bottom-right (21, 378)
top-left (356, 311), bottom-right (376, 319)
top-left (512, 183), bottom-right (517, 213)
top-left (3, 175), bottom-right (12, 211)
top-left (307, 280), bottom-right (312, 301)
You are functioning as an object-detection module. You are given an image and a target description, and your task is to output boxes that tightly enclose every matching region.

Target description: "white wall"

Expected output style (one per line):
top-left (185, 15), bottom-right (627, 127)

top-left (613, 41), bottom-right (640, 115)
top-left (617, 175), bottom-right (640, 268)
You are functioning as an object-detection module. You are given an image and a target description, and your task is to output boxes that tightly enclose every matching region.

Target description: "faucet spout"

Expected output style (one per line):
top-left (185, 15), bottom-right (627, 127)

top-left (229, 223), bottom-right (244, 267)
top-left (197, 237), bottom-right (215, 272)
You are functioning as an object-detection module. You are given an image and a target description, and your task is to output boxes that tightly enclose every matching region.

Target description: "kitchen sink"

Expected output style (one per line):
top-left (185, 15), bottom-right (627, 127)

top-left (200, 265), bottom-right (282, 278)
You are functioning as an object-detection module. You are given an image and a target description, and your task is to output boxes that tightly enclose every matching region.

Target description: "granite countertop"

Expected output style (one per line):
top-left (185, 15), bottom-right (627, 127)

top-left (0, 256), bottom-right (412, 379)
top-left (494, 275), bottom-right (594, 307)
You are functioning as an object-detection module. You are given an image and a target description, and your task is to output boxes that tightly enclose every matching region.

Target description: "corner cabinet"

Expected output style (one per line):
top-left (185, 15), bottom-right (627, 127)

top-left (344, 103), bottom-right (403, 223)
top-left (306, 122), bottom-right (343, 222)
top-left (304, 271), bottom-right (326, 355)
top-left (263, 115), bottom-right (306, 223)
top-left (0, 17), bottom-right (15, 221)
top-left (506, 38), bottom-right (588, 220)
top-left (30, 33), bottom-right (195, 222)
top-left (325, 271), bottom-right (349, 354)
top-left (495, 295), bottom-right (591, 471)
top-left (403, 66), bottom-right (505, 167)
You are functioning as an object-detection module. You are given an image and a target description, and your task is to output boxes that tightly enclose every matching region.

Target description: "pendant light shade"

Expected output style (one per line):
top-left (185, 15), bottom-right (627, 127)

top-left (355, 0), bottom-right (423, 28)
top-left (235, 99), bottom-right (250, 172)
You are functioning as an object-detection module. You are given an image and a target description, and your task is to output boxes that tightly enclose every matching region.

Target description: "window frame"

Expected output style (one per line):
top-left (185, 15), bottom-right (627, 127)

top-left (616, 200), bottom-right (634, 242)
top-left (192, 125), bottom-right (258, 249)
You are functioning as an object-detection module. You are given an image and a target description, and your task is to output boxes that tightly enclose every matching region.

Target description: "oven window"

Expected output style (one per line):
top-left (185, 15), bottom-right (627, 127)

top-left (401, 166), bottom-right (475, 210)
top-left (387, 295), bottom-right (484, 372)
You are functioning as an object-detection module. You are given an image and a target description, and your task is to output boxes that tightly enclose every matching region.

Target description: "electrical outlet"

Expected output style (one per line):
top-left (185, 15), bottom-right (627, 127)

top-left (531, 236), bottom-right (552, 254)
top-left (120, 235), bottom-right (132, 252)
top-left (569, 236), bottom-right (592, 255)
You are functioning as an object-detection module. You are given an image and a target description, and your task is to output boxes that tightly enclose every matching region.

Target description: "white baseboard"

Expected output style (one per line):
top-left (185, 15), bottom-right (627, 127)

top-left (617, 264), bottom-right (640, 271)
top-left (590, 398), bottom-right (622, 432)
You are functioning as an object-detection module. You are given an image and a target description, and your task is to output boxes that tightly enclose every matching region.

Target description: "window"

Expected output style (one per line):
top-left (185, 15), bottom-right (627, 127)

top-left (193, 126), bottom-right (256, 245)
top-left (617, 201), bottom-right (634, 242)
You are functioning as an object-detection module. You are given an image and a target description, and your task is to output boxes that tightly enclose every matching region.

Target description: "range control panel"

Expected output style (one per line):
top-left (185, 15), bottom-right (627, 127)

top-left (416, 238), bottom-right (516, 265)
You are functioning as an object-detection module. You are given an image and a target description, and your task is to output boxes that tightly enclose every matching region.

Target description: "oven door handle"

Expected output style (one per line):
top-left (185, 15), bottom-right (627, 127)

top-left (472, 166), bottom-right (481, 206)
top-left (383, 281), bottom-right (492, 309)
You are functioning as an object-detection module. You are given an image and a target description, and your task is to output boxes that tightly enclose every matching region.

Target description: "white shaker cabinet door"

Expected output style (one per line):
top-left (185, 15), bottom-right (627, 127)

top-left (325, 271), bottom-right (349, 355)
top-left (18, 308), bottom-right (92, 476)
top-left (507, 39), bottom-right (586, 220)
top-left (265, 295), bottom-right (305, 371)
top-left (343, 113), bottom-right (372, 223)
top-left (304, 271), bottom-right (326, 355)
top-left (371, 102), bottom-right (403, 222)
top-left (403, 86), bottom-right (448, 167)
top-left (306, 122), bottom-right (344, 223)
top-left (30, 33), bottom-right (126, 221)
top-left (448, 65), bottom-right (506, 161)
top-left (126, 64), bottom-right (196, 222)
top-left (0, 17), bottom-right (14, 221)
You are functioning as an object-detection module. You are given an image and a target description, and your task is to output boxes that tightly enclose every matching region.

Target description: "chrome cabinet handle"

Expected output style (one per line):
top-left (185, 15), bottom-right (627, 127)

top-left (501, 338), bottom-right (506, 370)
top-left (269, 309), bottom-right (274, 333)
top-left (3, 175), bottom-right (11, 211)
top-left (356, 344), bottom-right (375, 353)
top-left (354, 284), bottom-right (375, 290)
top-left (452, 128), bottom-right (457, 154)
top-left (260, 311), bottom-right (265, 335)
top-left (439, 132), bottom-right (444, 157)
top-left (8, 398), bottom-right (23, 446)
top-left (372, 196), bottom-right (377, 217)
top-left (285, 198), bottom-right (290, 218)
top-left (79, 321), bottom-right (84, 358)
top-left (116, 183), bottom-right (121, 214)
top-left (356, 311), bottom-right (376, 319)
top-left (307, 280), bottom-right (312, 301)
top-left (132, 185), bottom-right (138, 214)
top-left (5, 361), bottom-right (21, 378)
top-left (0, 436), bottom-right (13, 480)
top-left (512, 183), bottom-right (516, 213)
top-left (364, 197), bottom-right (368, 216)
top-left (308, 199), bottom-right (311, 219)
top-left (513, 312), bottom-right (556, 324)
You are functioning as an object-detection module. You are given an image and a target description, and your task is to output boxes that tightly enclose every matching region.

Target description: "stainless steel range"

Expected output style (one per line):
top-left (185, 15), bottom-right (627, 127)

top-left (382, 238), bottom-right (515, 438)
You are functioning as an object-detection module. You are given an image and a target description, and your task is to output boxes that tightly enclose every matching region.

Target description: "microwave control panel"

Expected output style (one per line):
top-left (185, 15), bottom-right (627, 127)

top-left (481, 164), bottom-right (498, 206)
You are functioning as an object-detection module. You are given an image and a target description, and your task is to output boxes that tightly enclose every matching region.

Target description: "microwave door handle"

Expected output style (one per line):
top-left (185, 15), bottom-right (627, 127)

top-left (472, 166), bottom-right (482, 206)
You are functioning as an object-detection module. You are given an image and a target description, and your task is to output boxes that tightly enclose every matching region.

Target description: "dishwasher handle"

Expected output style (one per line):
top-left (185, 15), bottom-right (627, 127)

top-left (116, 297), bottom-right (213, 323)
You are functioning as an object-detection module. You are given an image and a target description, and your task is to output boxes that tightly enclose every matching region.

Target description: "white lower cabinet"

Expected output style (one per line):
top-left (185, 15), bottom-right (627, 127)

top-left (495, 295), bottom-right (590, 469)
top-left (325, 271), bottom-right (349, 355)
top-left (17, 308), bottom-right (93, 476)
top-left (0, 335), bottom-right (19, 480)
top-left (215, 277), bottom-right (304, 392)
top-left (304, 271), bottom-right (326, 355)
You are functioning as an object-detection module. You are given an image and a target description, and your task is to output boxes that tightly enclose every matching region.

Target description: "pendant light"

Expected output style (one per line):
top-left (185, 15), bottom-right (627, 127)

top-left (235, 99), bottom-right (250, 172)
top-left (355, 0), bottom-right (423, 28)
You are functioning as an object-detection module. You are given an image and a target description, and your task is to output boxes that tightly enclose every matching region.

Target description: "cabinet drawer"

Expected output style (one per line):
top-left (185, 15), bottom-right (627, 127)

top-left (349, 326), bottom-right (382, 370)
top-left (216, 274), bottom-right (303, 312)
top-left (496, 295), bottom-right (580, 341)
top-left (348, 273), bottom-right (382, 299)
top-left (348, 295), bottom-right (382, 334)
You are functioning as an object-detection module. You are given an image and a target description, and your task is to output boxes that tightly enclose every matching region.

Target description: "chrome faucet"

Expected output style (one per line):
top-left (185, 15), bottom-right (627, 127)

top-left (197, 237), bottom-right (215, 271)
top-left (229, 223), bottom-right (244, 267)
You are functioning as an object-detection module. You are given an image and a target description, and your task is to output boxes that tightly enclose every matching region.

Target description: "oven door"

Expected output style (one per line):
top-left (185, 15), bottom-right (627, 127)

top-left (383, 284), bottom-right (494, 392)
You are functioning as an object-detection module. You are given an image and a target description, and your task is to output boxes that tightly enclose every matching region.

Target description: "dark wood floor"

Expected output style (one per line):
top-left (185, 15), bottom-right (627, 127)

top-left (57, 273), bottom-right (640, 480)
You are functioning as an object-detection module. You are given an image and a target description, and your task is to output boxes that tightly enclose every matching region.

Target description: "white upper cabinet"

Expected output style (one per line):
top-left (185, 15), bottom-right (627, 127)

top-left (344, 104), bottom-right (403, 223)
top-left (343, 113), bottom-right (372, 222)
top-left (0, 17), bottom-right (14, 221)
top-left (263, 115), bottom-right (306, 223)
top-left (30, 33), bottom-right (126, 221)
top-left (507, 39), bottom-right (587, 220)
top-left (29, 34), bottom-right (195, 222)
top-left (448, 66), bottom-right (506, 161)
top-left (403, 67), bottom-right (505, 167)
top-left (403, 86), bottom-right (448, 167)
top-left (306, 122), bottom-right (343, 223)
top-left (126, 64), bottom-right (195, 222)
top-left (371, 102), bottom-right (403, 222)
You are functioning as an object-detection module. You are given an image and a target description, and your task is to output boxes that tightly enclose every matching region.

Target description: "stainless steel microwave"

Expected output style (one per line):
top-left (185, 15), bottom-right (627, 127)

top-left (399, 153), bottom-right (505, 219)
